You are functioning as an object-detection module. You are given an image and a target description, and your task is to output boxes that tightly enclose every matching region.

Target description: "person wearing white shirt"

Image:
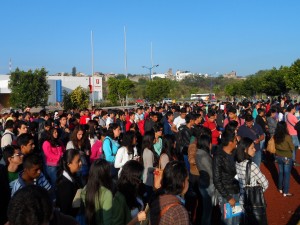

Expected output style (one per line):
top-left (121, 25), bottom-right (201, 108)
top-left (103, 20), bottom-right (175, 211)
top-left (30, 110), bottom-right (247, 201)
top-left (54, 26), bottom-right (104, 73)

top-left (173, 108), bottom-right (187, 129)
top-left (114, 131), bottom-right (139, 176)
top-left (106, 111), bottom-right (115, 129)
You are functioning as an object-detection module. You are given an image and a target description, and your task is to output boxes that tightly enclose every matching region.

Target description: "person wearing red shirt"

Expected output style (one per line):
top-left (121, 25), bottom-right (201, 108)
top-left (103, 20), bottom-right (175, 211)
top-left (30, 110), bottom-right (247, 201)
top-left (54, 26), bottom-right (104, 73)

top-left (203, 110), bottom-right (221, 155)
top-left (80, 109), bottom-right (90, 125)
top-left (125, 112), bottom-right (136, 132)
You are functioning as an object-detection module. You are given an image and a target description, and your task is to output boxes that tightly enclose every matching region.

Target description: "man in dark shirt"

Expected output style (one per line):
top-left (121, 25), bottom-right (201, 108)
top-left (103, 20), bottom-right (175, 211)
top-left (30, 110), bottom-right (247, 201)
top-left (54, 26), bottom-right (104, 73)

top-left (213, 131), bottom-right (240, 225)
top-left (237, 114), bottom-right (264, 166)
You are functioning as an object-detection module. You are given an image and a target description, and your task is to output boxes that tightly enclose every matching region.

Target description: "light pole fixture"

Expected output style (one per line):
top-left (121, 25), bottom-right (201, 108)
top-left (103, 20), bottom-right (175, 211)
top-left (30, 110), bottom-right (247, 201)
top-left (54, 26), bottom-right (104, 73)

top-left (142, 64), bottom-right (159, 80)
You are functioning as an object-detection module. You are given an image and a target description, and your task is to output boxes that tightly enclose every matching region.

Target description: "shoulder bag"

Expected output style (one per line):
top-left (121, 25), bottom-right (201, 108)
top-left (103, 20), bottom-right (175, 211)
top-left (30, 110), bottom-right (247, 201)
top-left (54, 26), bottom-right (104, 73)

top-left (243, 160), bottom-right (268, 225)
top-left (266, 137), bottom-right (276, 154)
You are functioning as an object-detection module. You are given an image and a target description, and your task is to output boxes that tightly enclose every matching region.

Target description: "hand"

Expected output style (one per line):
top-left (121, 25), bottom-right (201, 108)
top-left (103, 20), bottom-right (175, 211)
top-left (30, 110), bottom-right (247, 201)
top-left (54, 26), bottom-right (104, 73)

top-left (137, 211), bottom-right (146, 222)
top-left (228, 198), bottom-right (236, 207)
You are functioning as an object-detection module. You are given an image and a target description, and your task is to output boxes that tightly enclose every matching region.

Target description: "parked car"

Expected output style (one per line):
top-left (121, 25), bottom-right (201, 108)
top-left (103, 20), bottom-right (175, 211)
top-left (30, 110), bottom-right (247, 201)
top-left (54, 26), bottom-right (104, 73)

top-left (162, 98), bottom-right (173, 104)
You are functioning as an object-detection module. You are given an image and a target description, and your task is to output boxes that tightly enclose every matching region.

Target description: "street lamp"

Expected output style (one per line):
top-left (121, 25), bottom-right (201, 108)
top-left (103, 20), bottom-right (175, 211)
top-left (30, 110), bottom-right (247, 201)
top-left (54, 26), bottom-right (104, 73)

top-left (142, 64), bottom-right (159, 80)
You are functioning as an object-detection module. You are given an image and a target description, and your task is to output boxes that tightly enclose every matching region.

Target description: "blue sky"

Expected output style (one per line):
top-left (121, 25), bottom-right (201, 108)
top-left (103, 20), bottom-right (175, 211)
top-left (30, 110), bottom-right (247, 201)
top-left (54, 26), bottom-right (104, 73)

top-left (0, 0), bottom-right (299, 76)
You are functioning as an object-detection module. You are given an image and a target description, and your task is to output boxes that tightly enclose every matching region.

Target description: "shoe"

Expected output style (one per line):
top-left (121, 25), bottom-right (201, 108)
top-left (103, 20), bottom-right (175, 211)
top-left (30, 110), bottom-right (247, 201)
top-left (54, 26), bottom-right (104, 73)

top-left (278, 189), bottom-right (283, 194)
top-left (294, 162), bottom-right (300, 167)
top-left (283, 193), bottom-right (293, 197)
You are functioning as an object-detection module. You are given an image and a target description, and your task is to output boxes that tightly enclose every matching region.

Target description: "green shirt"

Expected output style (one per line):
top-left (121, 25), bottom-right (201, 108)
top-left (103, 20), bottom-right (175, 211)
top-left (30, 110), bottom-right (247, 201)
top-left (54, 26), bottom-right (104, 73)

top-left (111, 191), bottom-right (132, 225)
top-left (81, 186), bottom-right (113, 225)
top-left (8, 171), bottom-right (19, 183)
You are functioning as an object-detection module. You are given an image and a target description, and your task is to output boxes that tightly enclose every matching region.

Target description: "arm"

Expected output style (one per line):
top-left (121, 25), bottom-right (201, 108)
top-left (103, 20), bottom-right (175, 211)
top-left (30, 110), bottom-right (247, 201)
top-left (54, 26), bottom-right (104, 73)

top-left (286, 135), bottom-right (295, 151)
top-left (213, 155), bottom-right (231, 201)
top-left (114, 147), bottom-right (126, 168)
top-left (251, 163), bottom-right (269, 192)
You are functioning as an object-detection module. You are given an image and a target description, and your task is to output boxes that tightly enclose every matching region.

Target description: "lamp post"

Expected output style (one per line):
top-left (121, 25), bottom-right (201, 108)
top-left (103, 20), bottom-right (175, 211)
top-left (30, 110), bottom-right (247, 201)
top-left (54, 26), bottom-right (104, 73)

top-left (142, 64), bottom-right (159, 80)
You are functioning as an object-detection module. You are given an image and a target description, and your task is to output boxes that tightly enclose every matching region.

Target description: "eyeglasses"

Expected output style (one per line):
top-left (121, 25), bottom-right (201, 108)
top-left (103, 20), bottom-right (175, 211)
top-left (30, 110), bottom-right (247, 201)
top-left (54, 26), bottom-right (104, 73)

top-left (11, 153), bottom-right (24, 158)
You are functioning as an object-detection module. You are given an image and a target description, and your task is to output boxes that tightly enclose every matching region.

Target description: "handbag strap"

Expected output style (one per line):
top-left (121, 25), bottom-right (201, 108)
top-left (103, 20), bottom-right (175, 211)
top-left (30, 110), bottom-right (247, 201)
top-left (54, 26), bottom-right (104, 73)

top-left (160, 202), bottom-right (180, 218)
top-left (245, 160), bottom-right (252, 186)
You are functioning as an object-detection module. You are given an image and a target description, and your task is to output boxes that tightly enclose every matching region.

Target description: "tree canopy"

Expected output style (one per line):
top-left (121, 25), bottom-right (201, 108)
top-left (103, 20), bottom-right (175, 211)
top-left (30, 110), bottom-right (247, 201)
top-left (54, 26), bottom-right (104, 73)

top-left (9, 68), bottom-right (50, 109)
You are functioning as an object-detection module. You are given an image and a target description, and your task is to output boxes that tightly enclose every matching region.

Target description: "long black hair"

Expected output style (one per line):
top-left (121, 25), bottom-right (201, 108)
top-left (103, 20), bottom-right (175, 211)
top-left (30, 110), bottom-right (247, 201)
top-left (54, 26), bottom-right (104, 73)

top-left (117, 160), bottom-right (144, 210)
top-left (274, 121), bottom-right (288, 145)
top-left (46, 127), bottom-right (62, 147)
top-left (85, 159), bottom-right (112, 225)
top-left (120, 131), bottom-right (136, 155)
top-left (197, 134), bottom-right (211, 154)
top-left (56, 149), bottom-right (80, 185)
top-left (235, 137), bottom-right (253, 163)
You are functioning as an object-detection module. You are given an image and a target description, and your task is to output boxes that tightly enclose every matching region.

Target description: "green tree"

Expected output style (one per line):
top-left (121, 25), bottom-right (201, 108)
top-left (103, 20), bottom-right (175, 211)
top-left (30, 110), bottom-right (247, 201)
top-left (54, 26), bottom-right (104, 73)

top-left (70, 86), bottom-right (89, 109)
top-left (62, 90), bottom-right (74, 110)
top-left (72, 67), bottom-right (76, 76)
top-left (9, 68), bottom-right (50, 109)
top-left (107, 78), bottom-right (135, 105)
top-left (285, 59), bottom-right (300, 93)
top-left (145, 78), bottom-right (172, 102)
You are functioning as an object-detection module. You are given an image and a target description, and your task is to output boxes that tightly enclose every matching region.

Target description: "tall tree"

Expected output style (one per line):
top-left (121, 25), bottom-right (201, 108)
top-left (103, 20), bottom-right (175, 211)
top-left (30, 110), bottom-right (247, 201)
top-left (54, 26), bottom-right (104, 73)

top-left (70, 86), bottom-right (89, 109)
top-left (9, 68), bottom-right (50, 109)
top-left (107, 78), bottom-right (135, 106)
top-left (145, 78), bottom-right (172, 102)
top-left (285, 59), bottom-right (300, 93)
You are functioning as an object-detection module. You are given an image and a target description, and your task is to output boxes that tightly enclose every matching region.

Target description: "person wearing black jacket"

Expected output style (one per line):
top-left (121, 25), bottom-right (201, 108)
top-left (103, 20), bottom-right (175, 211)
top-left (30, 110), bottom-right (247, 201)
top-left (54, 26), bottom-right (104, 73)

top-left (213, 131), bottom-right (240, 225)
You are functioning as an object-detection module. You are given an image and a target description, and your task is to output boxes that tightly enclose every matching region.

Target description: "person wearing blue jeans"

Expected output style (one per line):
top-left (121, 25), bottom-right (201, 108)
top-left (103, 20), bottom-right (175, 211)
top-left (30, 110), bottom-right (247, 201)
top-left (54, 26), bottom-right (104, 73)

top-left (276, 156), bottom-right (293, 196)
top-left (274, 121), bottom-right (295, 197)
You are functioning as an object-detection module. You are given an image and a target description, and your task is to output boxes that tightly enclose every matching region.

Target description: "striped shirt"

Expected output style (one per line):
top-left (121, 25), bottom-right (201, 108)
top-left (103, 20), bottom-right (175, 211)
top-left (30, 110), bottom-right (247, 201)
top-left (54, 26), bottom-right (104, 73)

top-left (11, 172), bottom-right (52, 196)
top-left (236, 160), bottom-right (269, 204)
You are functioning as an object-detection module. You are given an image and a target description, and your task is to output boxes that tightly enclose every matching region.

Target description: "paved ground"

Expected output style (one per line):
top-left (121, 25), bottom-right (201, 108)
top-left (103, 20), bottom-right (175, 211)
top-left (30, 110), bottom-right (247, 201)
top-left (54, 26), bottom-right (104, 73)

top-left (262, 152), bottom-right (300, 225)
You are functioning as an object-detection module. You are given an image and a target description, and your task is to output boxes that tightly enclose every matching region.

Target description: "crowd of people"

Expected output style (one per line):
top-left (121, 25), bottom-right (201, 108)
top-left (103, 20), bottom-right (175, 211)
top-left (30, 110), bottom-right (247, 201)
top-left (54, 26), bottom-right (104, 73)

top-left (0, 97), bottom-right (298, 225)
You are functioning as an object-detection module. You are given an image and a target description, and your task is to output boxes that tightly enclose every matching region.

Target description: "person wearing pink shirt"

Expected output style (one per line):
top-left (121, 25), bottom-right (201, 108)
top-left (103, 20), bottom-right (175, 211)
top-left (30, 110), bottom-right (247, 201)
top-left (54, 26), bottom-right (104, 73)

top-left (285, 104), bottom-right (300, 166)
top-left (42, 128), bottom-right (65, 186)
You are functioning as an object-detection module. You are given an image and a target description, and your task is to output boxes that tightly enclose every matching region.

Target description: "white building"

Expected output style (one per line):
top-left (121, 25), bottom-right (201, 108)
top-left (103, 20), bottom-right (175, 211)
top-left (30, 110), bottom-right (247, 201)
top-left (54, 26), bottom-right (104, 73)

top-left (0, 74), bottom-right (103, 107)
top-left (175, 70), bottom-right (193, 81)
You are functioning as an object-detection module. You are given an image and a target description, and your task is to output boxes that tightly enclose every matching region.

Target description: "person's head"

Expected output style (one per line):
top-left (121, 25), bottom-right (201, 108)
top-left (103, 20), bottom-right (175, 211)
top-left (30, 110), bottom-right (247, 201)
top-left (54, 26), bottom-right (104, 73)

top-left (59, 149), bottom-right (81, 176)
top-left (16, 121), bottom-right (28, 135)
top-left (269, 108), bottom-right (277, 118)
top-left (39, 109), bottom-right (46, 118)
top-left (17, 133), bottom-right (35, 155)
top-left (7, 185), bottom-right (53, 225)
top-left (244, 114), bottom-right (254, 128)
top-left (121, 131), bottom-right (137, 155)
top-left (23, 112), bottom-right (31, 121)
top-left (221, 130), bottom-right (237, 149)
top-left (129, 112), bottom-right (135, 121)
top-left (59, 113), bottom-right (67, 127)
top-left (5, 119), bottom-right (14, 130)
top-left (196, 134), bottom-right (212, 154)
top-left (2, 145), bottom-right (23, 166)
top-left (236, 137), bottom-right (256, 163)
top-left (142, 131), bottom-right (155, 150)
top-left (107, 123), bottom-right (121, 139)
top-left (153, 123), bottom-right (163, 138)
top-left (207, 110), bottom-right (216, 121)
top-left (185, 114), bottom-right (195, 126)
top-left (274, 121), bottom-right (289, 145)
top-left (161, 161), bottom-right (189, 195)
top-left (70, 125), bottom-right (86, 143)
top-left (224, 120), bottom-right (239, 135)
top-left (180, 108), bottom-right (187, 119)
top-left (23, 153), bottom-right (42, 180)
top-left (161, 135), bottom-right (176, 159)
top-left (85, 159), bottom-right (112, 225)
top-left (94, 108), bottom-right (101, 116)
top-left (257, 108), bottom-right (265, 116)
top-left (108, 110), bottom-right (115, 118)
top-left (119, 111), bottom-right (126, 120)
top-left (227, 107), bottom-right (237, 119)
top-left (287, 104), bottom-right (296, 113)
top-left (44, 120), bottom-right (52, 131)
top-left (150, 112), bottom-right (158, 122)
top-left (194, 113), bottom-right (202, 125)
top-left (101, 110), bottom-right (108, 119)
top-left (87, 120), bottom-right (98, 139)
top-left (117, 160), bottom-right (144, 208)
top-left (165, 111), bottom-right (174, 122)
